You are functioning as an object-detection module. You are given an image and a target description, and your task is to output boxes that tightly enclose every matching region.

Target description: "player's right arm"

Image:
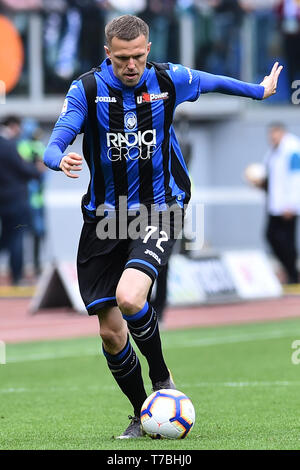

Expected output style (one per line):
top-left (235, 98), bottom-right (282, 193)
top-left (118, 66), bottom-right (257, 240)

top-left (43, 80), bottom-right (87, 178)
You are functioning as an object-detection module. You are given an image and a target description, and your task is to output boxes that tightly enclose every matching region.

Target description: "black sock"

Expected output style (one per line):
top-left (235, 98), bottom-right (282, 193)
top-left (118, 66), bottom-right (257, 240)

top-left (102, 336), bottom-right (147, 416)
top-left (123, 302), bottom-right (169, 385)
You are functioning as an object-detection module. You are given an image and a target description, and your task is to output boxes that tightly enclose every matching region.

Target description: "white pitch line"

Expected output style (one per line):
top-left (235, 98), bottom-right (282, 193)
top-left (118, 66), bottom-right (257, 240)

top-left (5, 328), bottom-right (299, 364)
top-left (0, 381), bottom-right (299, 395)
top-left (186, 381), bottom-right (300, 388)
top-left (7, 349), bottom-right (98, 363)
top-left (162, 329), bottom-right (300, 348)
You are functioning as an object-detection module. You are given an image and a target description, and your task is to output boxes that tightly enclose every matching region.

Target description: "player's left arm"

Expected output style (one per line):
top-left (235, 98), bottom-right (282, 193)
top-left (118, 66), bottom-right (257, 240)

top-left (258, 62), bottom-right (283, 99)
top-left (168, 61), bottom-right (283, 105)
top-left (199, 61), bottom-right (283, 100)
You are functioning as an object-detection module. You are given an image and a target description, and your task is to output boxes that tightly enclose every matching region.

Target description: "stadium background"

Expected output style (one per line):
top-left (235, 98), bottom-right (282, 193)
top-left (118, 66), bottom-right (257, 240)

top-left (1, 0), bottom-right (300, 451)
top-left (1, 1), bottom-right (300, 264)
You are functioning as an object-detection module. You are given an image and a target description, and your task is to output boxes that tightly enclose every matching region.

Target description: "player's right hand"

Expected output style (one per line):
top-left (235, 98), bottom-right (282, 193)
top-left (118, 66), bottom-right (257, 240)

top-left (59, 152), bottom-right (83, 178)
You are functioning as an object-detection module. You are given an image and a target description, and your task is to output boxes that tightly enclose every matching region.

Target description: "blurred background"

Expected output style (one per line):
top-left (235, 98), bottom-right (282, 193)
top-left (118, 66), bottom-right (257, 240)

top-left (2, 2), bottom-right (300, 449)
top-left (0, 0), bottom-right (300, 290)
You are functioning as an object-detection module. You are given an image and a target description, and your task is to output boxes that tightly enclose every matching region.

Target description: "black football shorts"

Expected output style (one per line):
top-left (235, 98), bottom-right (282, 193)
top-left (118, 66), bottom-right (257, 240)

top-left (77, 205), bottom-right (184, 315)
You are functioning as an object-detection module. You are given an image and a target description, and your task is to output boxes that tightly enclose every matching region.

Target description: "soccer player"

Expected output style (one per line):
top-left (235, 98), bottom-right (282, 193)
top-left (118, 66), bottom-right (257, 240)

top-left (261, 123), bottom-right (300, 284)
top-left (44, 14), bottom-right (282, 438)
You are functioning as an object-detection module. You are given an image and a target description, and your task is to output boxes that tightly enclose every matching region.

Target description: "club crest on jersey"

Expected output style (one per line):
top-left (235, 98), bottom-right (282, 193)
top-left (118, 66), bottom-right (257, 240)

top-left (136, 92), bottom-right (169, 104)
top-left (124, 111), bottom-right (137, 131)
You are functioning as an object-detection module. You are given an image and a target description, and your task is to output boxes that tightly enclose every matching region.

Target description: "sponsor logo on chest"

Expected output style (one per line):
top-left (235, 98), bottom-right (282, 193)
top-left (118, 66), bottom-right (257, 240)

top-left (136, 91), bottom-right (169, 104)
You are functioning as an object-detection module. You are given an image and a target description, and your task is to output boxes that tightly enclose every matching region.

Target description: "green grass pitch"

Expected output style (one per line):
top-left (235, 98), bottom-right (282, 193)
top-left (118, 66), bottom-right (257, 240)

top-left (0, 317), bottom-right (300, 450)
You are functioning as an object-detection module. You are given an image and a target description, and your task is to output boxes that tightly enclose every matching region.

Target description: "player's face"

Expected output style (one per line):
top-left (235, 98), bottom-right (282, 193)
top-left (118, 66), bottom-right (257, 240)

top-left (104, 35), bottom-right (151, 87)
top-left (269, 127), bottom-right (285, 148)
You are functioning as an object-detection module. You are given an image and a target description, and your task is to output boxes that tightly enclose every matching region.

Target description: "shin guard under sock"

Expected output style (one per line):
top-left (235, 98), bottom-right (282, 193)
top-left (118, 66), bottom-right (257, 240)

top-left (102, 336), bottom-right (147, 416)
top-left (123, 302), bottom-right (169, 385)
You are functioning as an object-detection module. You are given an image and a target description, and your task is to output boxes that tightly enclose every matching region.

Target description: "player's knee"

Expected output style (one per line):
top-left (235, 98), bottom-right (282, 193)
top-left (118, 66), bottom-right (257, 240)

top-left (116, 290), bottom-right (145, 316)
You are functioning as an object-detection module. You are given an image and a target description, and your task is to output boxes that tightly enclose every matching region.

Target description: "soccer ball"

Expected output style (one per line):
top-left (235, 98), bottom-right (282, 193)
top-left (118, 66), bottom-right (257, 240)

top-left (244, 163), bottom-right (266, 185)
top-left (140, 389), bottom-right (195, 439)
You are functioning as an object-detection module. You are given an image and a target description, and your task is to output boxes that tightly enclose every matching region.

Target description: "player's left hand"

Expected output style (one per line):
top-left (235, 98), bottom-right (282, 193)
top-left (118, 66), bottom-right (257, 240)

top-left (260, 62), bottom-right (283, 99)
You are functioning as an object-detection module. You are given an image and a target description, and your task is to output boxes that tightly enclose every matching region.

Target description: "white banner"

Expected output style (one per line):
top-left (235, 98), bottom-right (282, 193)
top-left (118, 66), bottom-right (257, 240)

top-left (29, 262), bottom-right (86, 314)
top-left (222, 250), bottom-right (283, 299)
top-left (30, 250), bottom-right (283, 313)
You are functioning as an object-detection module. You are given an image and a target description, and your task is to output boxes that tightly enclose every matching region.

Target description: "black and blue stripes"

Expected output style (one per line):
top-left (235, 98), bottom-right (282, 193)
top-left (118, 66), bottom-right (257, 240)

top-left (123, 301), bottom-right (169, 384)
top-left (87, 296), bottom-right (116, 311)
top-left (103, 336), bottom-right (138, 379)
top-left (44, 58), bottom-right (265, 215)
top-left (77, 59), bottom-right (193, 214)
top-left (102, 335), bottom-right (147, 415)
top-left (125, 259), bottom-right (158, 279)
top-left (81, 70), bottom-right (105, 213)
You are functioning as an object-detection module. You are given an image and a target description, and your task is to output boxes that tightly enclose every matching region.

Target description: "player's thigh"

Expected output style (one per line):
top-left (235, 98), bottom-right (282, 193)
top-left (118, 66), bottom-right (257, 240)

top-left (77, 223), bottom-right (127, 315)
top-left (120, 206), bottom-right (183, 299)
